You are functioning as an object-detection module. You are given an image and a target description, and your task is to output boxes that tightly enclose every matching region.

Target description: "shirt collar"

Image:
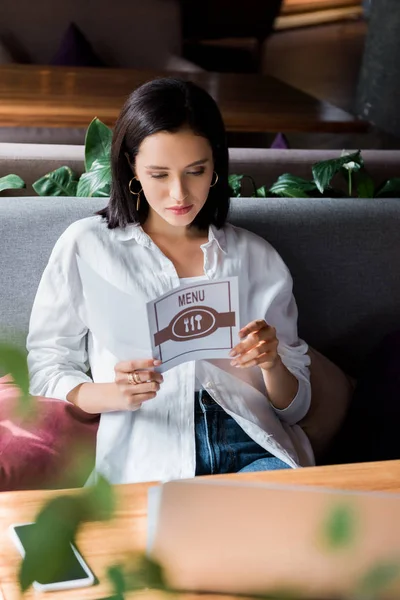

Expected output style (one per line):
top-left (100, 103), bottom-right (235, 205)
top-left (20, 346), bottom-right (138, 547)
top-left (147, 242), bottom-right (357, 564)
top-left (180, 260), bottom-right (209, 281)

top-left (207, 224), bottom-right (227, 255)
top-left (113, 222), bottom-right (151, 246)
top-left (113, 222), bottom-right (228, 255)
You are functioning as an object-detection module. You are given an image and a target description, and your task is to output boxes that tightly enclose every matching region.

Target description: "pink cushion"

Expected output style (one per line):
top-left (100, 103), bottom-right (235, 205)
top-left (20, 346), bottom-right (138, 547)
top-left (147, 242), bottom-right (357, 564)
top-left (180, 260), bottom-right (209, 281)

top-left (0, 383), bottom-right (99, 491)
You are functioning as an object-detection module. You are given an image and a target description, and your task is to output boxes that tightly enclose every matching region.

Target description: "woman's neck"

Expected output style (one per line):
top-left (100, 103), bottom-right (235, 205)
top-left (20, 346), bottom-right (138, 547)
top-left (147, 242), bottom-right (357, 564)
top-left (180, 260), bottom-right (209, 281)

top-left (142, 214), bottom-right (207, 241)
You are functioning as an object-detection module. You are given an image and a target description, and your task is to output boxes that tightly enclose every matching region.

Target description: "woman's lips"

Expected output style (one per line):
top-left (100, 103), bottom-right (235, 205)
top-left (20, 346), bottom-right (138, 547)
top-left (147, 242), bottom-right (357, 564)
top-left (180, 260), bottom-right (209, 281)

top-left (167, 205), bottom-right (193, 216)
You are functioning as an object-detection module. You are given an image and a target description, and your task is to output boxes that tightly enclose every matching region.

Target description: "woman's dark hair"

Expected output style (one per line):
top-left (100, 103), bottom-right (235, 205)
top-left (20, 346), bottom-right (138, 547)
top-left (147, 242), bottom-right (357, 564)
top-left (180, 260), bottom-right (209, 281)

top-left (97, 78), bottom-right (230, 230)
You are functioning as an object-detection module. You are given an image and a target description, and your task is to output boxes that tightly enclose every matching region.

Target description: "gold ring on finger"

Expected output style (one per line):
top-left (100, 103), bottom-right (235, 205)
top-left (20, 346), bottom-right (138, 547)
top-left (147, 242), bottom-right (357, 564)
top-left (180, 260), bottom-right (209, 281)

top-left (128, 371), bottom-right (141, 385)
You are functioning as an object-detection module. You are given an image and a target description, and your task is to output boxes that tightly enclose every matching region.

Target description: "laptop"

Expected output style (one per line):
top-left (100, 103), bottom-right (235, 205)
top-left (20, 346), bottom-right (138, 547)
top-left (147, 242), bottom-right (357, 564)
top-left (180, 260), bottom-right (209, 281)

top-left (147, 478), bottom-right (400, 599)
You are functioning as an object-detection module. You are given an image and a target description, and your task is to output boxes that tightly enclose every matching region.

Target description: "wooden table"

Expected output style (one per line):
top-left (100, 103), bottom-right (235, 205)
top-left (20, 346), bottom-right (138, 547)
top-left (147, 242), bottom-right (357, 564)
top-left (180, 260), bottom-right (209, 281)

top-left (2, 460), bottom-right (399, 600)
top-left (0, 64), bottom-right (368, 134)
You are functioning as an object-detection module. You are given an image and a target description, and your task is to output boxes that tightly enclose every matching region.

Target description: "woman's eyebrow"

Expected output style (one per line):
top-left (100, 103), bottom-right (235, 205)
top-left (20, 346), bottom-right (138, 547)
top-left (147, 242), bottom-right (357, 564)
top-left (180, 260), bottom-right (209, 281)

top-left (144, 158), bottom-right (209, 170)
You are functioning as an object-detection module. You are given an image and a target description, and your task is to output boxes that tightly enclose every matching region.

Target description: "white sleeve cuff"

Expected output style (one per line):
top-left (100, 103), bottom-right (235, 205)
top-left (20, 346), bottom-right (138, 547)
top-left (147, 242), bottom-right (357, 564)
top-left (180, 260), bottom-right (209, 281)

top-left (270, 377), bottom-right (311, 425)
top-left (30, 371), bottom-right (93, 403)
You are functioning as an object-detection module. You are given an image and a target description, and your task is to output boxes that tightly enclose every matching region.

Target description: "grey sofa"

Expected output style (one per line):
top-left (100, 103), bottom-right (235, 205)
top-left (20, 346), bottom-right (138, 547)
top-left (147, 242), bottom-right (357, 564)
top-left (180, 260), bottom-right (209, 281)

top-left (1, 192), bottom-right (400, 377)
top-left (1, 145), bottom-right (400, 483)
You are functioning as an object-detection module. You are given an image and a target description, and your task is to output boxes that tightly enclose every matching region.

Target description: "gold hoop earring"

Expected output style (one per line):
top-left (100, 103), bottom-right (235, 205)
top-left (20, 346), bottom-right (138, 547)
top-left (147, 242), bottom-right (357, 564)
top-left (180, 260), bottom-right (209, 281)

top-left (210, 171), bottom-right (219, 187)
top-left (129, 177), bottom-right (142, 211)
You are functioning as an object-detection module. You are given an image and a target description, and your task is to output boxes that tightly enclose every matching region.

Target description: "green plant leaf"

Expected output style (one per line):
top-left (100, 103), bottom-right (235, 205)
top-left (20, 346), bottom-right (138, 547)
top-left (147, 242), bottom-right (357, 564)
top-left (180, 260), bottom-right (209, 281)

top-left (274, 187), bottom-right (310, 198)
top-left (126, 555), bottom-right (167, 591)
top-left (355, 170), bottom-right (375, 198)
top-left (269, 174), bottom-right (316, 198)
top-left (19, 496), bottom-right (83, 591)
top-left (85, 117), bottom-right (113, 172)
top-left (229, 174), bottom-right (244, 197)
top-left (375, 178), bottom-right (400, 198)
top-left (0, 342), bottom-right (30, 410)
top-left (77, 157), bottom-right (111, 197)
top-left (108, 564), bottom-right (126, 599)
top-left (321, 503), bottom-right (356, 550)
top-left (0, 174), bottom-right (26, 193)
top-left (33, 166), bottom-right (79, 196)
top-left (312, 150), bottom-right (363, 194)
top-left (256, 185), bottom-right (270, 198)
top-left (356, 561), bottom-right (400, 598)
top-left (138, 555), bottom-right (166, 589)
top-left (229, 174), bottom-right (259, 197)
top-left (82, 474), bottom-right (116, 521)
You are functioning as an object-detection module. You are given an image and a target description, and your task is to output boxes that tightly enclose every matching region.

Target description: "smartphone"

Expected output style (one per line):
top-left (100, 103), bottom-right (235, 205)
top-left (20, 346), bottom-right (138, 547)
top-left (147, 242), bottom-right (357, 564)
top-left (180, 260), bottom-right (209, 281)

top-left (9, 522), bottom-right (95, 592)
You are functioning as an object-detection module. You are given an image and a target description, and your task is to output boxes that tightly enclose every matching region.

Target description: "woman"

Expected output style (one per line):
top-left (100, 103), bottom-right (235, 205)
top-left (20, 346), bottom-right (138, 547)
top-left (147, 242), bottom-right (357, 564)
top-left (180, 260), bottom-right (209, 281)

top-left (27, 78), bottom-right (313, 484)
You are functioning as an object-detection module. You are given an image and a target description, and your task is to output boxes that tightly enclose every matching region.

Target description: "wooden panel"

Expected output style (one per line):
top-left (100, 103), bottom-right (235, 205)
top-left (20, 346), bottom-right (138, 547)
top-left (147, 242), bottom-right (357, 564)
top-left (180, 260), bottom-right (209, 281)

top-left (281, 0), bottom-right (362, 13)
top-left (0, 65), bottom-right (368, 134)
top-left (276, 6), bottom-right (363, 29)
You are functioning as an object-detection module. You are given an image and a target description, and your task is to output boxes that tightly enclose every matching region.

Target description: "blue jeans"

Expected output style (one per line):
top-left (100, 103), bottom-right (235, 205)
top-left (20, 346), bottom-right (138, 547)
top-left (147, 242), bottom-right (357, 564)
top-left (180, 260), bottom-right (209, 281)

top-left (194, 390), bottom-right (291, 475)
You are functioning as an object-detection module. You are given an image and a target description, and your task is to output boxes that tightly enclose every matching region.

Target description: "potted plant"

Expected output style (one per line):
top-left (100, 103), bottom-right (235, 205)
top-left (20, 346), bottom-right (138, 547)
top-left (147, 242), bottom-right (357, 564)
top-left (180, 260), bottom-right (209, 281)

top-left (2, 119), bottom-right (400, 200)
top-left (230, 150), bottom-right (400, 199)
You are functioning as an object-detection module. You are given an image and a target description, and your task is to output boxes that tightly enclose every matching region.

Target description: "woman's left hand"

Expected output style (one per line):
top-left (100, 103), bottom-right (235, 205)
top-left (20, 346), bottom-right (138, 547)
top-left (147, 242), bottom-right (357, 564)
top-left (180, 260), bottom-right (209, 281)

top-left (229, 319), bottom-right (280, 371)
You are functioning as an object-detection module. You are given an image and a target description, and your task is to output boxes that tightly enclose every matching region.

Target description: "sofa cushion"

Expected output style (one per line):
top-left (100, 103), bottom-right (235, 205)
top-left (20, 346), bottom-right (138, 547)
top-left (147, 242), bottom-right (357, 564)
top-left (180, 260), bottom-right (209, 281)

top-left (270, 132), bottom-right (289, 149)
top-left (0, 376), bottom-right (99, 491)
top-left (299, 348), bottom-right (354, 461)
top-left (51, 23), bottom-right (105, 67)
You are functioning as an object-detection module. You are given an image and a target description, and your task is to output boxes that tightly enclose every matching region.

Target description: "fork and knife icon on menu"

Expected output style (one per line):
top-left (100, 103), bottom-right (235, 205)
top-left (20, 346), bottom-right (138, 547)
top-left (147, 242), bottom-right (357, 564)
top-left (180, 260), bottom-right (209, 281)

top-left (184, 314), bottom-right (203, 333)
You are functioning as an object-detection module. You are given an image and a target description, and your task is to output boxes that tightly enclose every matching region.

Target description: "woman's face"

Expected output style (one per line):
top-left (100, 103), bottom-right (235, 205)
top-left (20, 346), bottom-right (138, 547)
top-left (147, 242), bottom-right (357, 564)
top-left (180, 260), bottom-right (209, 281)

top-left (134, 128), bottom-right (214, 229)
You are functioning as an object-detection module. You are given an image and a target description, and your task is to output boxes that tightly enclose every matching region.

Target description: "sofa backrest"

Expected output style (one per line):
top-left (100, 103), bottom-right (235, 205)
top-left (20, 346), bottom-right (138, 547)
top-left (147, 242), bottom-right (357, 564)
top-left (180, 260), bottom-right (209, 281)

top-left (1, 196), bottom-right (400, 376)
top-left (2, 144), bottom-right (400, 197)
top-left (0, 144), bottom-right (85, 193)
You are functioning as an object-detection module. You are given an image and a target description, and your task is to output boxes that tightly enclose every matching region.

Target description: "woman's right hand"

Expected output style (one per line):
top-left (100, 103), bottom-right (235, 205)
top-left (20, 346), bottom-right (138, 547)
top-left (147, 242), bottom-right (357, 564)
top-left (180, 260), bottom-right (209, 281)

top-left (114, 358), bottom-right (164, 410)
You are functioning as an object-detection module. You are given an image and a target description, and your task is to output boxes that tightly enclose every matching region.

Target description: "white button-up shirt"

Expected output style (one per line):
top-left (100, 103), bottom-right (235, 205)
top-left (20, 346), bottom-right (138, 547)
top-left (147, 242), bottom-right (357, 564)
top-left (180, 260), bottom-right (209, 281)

top-left (27, 216), bottom-right (314, 483)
